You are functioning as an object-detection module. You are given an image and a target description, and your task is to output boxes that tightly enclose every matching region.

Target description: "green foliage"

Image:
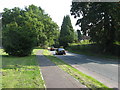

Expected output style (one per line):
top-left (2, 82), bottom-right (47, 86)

top-left (68, 41), bottom-right (120, 59)
top-left (2, 7), bottom-right (37, 56)
top-left (71, 2), bottom-right (120, 53)
top-left (2, 21), bottom-right (36, 56)
top-left (24, 5), bottom-right (59, 47)
top-left (0, 21), bottom-right (1, 47)
top-left (74, 31), bottom-right (78, 43)
top-left (77, 30), bottom-right (82, 41)
top-left (2, 5), bottom-right (59, 56)
top-left (59, 15), bottom-right (75, 47)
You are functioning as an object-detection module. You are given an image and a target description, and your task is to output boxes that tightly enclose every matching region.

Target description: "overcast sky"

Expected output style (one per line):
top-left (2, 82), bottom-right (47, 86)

top-left (0, 0), bottom-right (80, 30)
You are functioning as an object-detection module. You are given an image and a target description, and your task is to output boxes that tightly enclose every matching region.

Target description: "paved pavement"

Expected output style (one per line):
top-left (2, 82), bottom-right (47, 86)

top-left (36, 50), bottom-right (87, 89)
top-left (50, 51), bottom-right (119, 88)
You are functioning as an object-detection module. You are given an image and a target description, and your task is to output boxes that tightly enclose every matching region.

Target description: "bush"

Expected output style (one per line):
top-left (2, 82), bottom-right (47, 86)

top-left (2, 22), bottom-right (36, 57)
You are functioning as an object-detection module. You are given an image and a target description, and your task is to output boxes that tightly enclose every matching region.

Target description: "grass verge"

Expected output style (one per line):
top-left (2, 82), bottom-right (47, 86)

top-left (67, 47), bottom-right (119, 60)
top-left (67, 42), bottom-right (120, 60)
top-left (1, 49), bottom-right (45, 88)
top-left (43, 49), bottom-right (112, 90)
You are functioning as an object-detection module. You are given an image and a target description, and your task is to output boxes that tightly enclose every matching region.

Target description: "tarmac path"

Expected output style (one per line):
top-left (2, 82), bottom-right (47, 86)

top-left (36, 50), bottom-right (87, 89)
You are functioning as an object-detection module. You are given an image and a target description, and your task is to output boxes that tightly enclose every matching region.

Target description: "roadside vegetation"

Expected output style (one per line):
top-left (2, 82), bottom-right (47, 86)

top-left (2, 3), bottom-right (120, 58)
top-left (43, 49), bottom-right (112, 90)
top-left (67, 40), bottom-right (120, 60)
top-left (59, 15), bottom-right (75, 47)
top-left (2, 5), bottom-right (59, 57)
top-left (70, 2), bottom-right (120, 58)
top-left (1, 49), bottom-right (45, 88)
top-left (1, 2), bottom-right (119, 88)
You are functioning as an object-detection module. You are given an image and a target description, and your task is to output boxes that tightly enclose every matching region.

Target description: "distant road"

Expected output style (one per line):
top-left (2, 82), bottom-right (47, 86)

top-left (50, 51), bottom-right (119, 88)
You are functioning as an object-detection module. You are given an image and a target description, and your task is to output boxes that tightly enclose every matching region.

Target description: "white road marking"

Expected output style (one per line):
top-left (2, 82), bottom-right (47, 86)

top-left (111, 64), bottom-right (118, 67)
top-left (86, 59), bottom-right (119, 67)
top-left (68, 53), bottom-right (119, 67)
top-left (86, 58), bottom-right (101, 63)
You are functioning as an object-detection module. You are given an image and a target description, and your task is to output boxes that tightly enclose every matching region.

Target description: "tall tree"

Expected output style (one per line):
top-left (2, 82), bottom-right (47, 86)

top-left (2, 5), bottom-right (59, 56)
top-left (2, 8), bottom-right (37, 56)
top-left (24, 5), bottom-right (59, 47)
top-left (71, 2), bottom-right (120, 53)
top-left (77, 30), bottom-right (81, 41)
top-left (59, 15), bottom-right (74, 47)
top-left (0, 13), bottom-right (2, 47)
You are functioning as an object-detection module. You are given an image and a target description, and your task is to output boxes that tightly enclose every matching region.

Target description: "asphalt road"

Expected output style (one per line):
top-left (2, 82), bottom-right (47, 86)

top-left (50, 50), bottom-right (119, 88)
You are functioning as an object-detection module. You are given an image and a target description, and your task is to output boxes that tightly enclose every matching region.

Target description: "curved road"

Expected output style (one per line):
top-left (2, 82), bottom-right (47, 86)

top-left (50, 51), bottom-right (119, 88)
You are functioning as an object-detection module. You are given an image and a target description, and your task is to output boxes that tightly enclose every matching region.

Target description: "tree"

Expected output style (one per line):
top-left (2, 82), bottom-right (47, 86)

top-left (74, 31), bottom-right (78, 42)
top-left (77, 30), bottom-right (82, 41)
top-left (59, 15), bottom-right (75, 47)
top-left (2, 7), bottom-right (37, 56)
top-left (25, 5), bottom-right (59, 47)
top-left (42, 17), bottom-right (59, 47)
top-left (0, 13), bottom-right (2, 47)
top-left (2, 5), bottom-right (59, 56)
top-left (23, 5), bottom-right (59, 47)
top-left (71, 2), bottom-right (120, 53)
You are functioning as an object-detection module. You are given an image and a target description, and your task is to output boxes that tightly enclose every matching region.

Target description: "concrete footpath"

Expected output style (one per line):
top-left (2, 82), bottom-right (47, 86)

top-left (36, 50), bottom-right (86, 89)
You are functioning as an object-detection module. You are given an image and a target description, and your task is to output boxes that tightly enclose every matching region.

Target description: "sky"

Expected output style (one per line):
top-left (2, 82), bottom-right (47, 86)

top-left (0, 0), bottom-right (80, 30)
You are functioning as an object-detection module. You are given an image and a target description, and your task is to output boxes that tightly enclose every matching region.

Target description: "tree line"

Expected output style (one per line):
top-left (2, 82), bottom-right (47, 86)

top-left (2, 5), bottom-right (59, 56)
top-left (2, 5), bottom-right (76, 56)
top-left (2, 2), bottom-right (120, 56)
top-left (71, 2), bottom-right (120, 55)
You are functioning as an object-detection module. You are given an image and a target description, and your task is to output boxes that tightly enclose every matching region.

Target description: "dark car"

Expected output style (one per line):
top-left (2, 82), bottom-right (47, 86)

top-left (55, 48), bottom-right (66, 55)
top-left (50, 46), bottom-right (55, 51)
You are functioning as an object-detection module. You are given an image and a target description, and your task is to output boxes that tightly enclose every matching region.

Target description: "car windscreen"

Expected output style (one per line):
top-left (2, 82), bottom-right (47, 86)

top-left (58, 48), bottom-right (65, 51)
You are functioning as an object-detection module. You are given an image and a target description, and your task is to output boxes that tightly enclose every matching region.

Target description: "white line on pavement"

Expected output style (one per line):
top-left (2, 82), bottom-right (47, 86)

top-left (86, 59), bottom-right (119, 67)
top-left (86, 58), bottom-right (101, 63)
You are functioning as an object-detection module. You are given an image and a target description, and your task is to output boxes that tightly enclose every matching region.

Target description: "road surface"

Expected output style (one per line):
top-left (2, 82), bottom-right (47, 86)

top-left (50, 50), bottom-right (119, 88)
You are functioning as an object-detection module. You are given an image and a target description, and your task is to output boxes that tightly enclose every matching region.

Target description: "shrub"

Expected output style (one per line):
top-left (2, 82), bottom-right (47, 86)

top-left (2, 22), bottom-right (36, 57)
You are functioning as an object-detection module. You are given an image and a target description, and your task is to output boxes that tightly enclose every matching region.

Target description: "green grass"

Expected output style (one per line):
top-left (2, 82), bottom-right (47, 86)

top-left (115, 41), bottom-right (120, 45)
top-left (67, 48), bottom-right (120, 60)
top-left (43, 49), bottom-right (112, 90)
top-left (1, 49), bottom-right (45, 88)
top-left (67, 40), bottom-right (120, 60)
top-left (70, 40), bottom-right (92, 46)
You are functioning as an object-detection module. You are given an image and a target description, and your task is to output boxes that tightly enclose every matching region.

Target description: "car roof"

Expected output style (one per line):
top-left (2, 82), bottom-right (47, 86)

top-left (58, 48), bottom-right (65, 51)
